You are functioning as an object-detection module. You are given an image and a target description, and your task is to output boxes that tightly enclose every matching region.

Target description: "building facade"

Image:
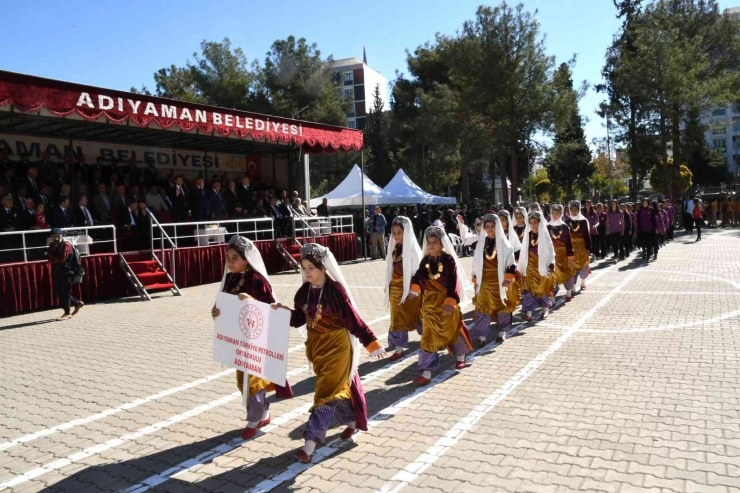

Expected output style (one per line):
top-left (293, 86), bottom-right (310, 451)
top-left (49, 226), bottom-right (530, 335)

top-left (329, 57), bottom-right (388, 130)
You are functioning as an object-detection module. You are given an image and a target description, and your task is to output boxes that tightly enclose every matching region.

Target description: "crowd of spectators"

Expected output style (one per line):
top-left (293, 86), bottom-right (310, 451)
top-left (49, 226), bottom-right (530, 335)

top-left (0, 149), bottom-right (319, 260)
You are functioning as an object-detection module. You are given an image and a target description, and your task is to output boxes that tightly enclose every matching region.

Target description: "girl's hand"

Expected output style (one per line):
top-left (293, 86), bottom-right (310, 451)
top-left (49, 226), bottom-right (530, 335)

top-left (370, 347), bottom-right (386, 358)
top-left (567, 259), bottom-right (574, 269)
top-left (443, 305), bottom-right (453, 316)
top-left (408, 291), bottom-right (419, 298)
top-left (211, 306), bottom-right (220, 318)
top-left (502, 279), bottom-right (512, 288)
top-left (271, 302), bottom-right (291, 311)
top-left (237, 293), bottom-right (253, 301)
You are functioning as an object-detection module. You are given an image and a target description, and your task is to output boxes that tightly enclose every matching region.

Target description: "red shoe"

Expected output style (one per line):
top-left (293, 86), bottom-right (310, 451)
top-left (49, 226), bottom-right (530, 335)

top-left (340, 427), bottom-right (356, 440)
top-left (294, 449), bottom-right (311, 463)
top-left (580, 285), bottom-right (587, 291)
top-left (388, 350), bottom-right (405, 362)
top-left (241, 416), bottom-right (271, 439)
top-left (455, 358), bottom-right (467, 370)
top-left (566, 296), bottom-right (572, 303)
top-left (413, 376), bottom-right (431, 385)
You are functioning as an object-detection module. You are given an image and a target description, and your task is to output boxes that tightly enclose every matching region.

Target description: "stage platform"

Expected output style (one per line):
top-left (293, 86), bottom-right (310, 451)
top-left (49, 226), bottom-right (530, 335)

top-left (0, 233), bottom-right (357, 318)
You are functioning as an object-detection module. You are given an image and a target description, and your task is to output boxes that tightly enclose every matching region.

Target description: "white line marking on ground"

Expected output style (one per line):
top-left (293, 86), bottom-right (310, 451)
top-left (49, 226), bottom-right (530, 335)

top-left (0, 369), bottom-right (235, 453)
top-left (581, 290), bottom-right (740, 295)
top-left (374, 267), bottom-right (642, 493)
top-left (0, 391), bottom-right (242, 491)
top-left (245, 262), bottom-right (622, 493)
top-left (120, 349), bottom-right (422, 493)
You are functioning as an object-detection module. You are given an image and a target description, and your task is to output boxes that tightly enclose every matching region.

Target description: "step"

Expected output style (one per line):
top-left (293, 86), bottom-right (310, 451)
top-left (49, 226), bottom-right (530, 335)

top-left (291, 253), bottom-right (301, 262)
top-left (136, 271), bottom-right (169, 284)
top-left (286, 244), bottom-right (301, 254)
top-left (128, 260), bottom-right (158, 274)
top-left (143, 282), bottom-right (176, 291)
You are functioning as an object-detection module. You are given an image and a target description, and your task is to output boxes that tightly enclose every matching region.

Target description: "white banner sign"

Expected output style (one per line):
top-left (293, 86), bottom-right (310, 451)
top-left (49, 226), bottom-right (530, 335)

top-left (213, 293), bottom-right (290, 385)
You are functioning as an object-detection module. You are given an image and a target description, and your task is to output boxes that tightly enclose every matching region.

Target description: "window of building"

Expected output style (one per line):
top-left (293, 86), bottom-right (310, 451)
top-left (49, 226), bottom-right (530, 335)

top-left (733, 119), bottom-right (740, 132)
top-left (712, 107), bottom-right (727, 116)
top-left (713, 138), bottom-right (727, 151)
top-left (343, 72), bottom-right (353, 85)
top-left (343, 88), bottom-right (354, 99)
top-left (713, 126), bottom-right (727, 135)
top-left (348, 120), bottom-right (356, 129)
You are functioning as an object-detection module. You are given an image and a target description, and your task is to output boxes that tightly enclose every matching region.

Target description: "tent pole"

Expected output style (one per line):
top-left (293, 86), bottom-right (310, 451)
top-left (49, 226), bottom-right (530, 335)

top-left (303, 153), bottom-right (310, 209)
top-left (361, 154), bottom-right (368, 261)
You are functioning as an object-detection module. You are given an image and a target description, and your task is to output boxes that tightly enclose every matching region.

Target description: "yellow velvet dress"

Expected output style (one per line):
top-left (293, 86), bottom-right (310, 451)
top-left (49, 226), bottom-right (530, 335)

top-left (549, 225), bottom-right (574, 285)
top-left (389, 260), bottom-right (421, 332)
top-left (306, 315), bottom-right (354, 410)
top-left (473, 253), bottom-right (519, 317)
top-left (571, 233), bottom-right (590, 273)
top-left (523, 251), bottom-right (556, 297)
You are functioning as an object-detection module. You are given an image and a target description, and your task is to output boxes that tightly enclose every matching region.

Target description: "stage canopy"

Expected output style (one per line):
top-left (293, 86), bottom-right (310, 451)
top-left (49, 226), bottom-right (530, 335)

top-left (310, 164), bottom-right (394, 207)
top-left (382, 168), bottom-right (456, 205)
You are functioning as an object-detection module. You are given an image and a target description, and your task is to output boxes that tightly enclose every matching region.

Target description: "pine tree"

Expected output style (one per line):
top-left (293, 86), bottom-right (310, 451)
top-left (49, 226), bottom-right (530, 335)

top-left (364, 84), bottom-right (393, 185)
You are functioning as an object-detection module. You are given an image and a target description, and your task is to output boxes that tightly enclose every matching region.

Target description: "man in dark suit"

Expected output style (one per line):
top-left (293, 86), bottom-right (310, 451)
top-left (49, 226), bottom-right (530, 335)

top-left (117, 199), bottom-right (141, 250)
top-left (91, 184), bottom-right (112, 224)
top-left (19, 197), bottom-right (36, 230)
top-left (316, 198), bottom-right (332, 218)
top-left (208, 181), bottom-right (226, 219)
top-left (268, 195), bottom-right (289, 237)
top-left (236, 177), bottom-right (254, 214)
top-left (88, 168), bottom-right (105, 195)
top-left (53, 196), bottom-right (74, 228)
top-left (223, 181), bottom-right (242, 218)
top-left (190, 177), bottom-right (210, 221)
top-left (24, 166), bottom-right (40, 199)
top-left (73, 195), bottom-right (95, 227)
top-left (169, 175), bottom-right (190, 222)
top-left (1, 194), bottom-right (22, 261)
top-left (111, 184), bottom-right (128, 213)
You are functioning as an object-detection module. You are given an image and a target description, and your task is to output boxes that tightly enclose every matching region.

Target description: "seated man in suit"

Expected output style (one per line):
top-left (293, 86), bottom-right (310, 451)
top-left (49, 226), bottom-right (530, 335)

top-left (53, 196), bottom-right (74, 228)
top-left (92, 183), bottom-right (112, 224)
top-left (111, 184), bottom-right (129, 213)
top-left (73, 195), bottom-right (95, 227)
top-left (117, 198), bottom-right (141, 250)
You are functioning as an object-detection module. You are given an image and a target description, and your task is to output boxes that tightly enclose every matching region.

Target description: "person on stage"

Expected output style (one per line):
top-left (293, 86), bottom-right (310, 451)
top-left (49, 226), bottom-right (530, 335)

top-left (211, 236), bottom-right (294, 439)
top-left (566, 201), bottom-right (592, 293)
top-left (272, 243), bottom-right (385, 463)
top-left (408, 226), bottom-right (472, 385)
top-left (547, 204), bottom-right (575, 302)
top-left (469, 214), bottom-right (518, 347)
top-left (518, 211), bottom-right (556, 321)
top-left (384, 216), bottom-right (422, 361)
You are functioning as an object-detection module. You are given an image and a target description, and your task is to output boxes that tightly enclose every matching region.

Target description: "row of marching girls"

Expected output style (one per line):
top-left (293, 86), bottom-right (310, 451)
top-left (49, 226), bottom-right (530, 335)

top-left (213, 235), bottom-right (386, 463)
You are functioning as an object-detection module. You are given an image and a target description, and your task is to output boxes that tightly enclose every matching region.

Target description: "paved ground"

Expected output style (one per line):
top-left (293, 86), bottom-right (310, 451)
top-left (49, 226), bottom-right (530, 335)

top-left (1, 228), bottom-right (740, 493)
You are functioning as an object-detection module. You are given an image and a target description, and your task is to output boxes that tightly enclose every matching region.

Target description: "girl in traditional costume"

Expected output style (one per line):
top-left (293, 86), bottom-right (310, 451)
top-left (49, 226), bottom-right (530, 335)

top-left (211, 236), bottom-right (294, 439)
top-left (498, 209), bottom-right (524, 310)
top-left (513, 207), bottom-right (528, 261)
top-left (566, 200), bottom-right (592, 293)
top-left (548, 204), bottom-right (575, 302)
top-left (384, 216), bottom-right (423, 361)
top-left (469, 214), bottom-right (518, 346)
top-left (518, 211), bottom-right (556, 321)
top-left (408, 226), bottom-right (473, 385)
top-left (272, 243), bottom-right (385, 463)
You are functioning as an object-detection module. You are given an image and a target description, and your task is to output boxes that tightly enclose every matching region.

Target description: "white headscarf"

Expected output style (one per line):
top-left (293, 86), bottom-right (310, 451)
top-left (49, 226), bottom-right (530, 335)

top-left (517, 211), bottom-right (555, 277)
top-left (472, 214), bottom-right (515, 301)
top-left (385, 216), bottom-right (422, 310)
top-left (299, 243), bottom-right (362, 381)
top-left (549, 204), bottom-right (565, 227)
top-left (497, 210), bottom-right (521, 253)
top-left (219, 236), bottom-right (271, 290)
top-left (422, 226), bottom-right (471, 306)
top-left (568, 200), bottom-right (589, 225)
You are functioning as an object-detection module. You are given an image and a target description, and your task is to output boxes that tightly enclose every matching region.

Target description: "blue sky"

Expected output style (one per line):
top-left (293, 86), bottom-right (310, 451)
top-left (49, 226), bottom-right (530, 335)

top-left (1, 0), bottom-right (737, 147)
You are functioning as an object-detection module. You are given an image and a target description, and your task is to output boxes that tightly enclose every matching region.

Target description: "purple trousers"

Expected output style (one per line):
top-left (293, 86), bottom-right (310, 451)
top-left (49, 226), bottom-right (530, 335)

top-left (418, 335), bottom-right (469, 374)
top-left (521, 291), bottom-right (553, 312)
top-left (470, 312), bottom-right (513, 340)
top-left (387, 321), bottom-right (423, 348)
top-left (304, 398), bottom-right (356, 444)
top-left (246, 389), bottom-right (268, 424)
top-left (572, 264), bottom-right (589, 282)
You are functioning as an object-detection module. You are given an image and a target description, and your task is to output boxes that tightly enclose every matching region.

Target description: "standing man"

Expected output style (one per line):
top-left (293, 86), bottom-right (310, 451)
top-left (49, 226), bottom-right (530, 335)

top-left (208, 181), bottom-right (226, 219)
top-left (316, 197), bottom-right (332, 218)
top-left (169, 175), bottom-right (190, 222)
top-left (53, 196), bottom-right (74, 228)
top-left (684, 196), bottom-right (695, 233)
top-left (47, 228), bottom-right (83, 321)
top-left (190, 177), bottom-right (210, 221)
top-left (370, 206), bottom-right (387, 260)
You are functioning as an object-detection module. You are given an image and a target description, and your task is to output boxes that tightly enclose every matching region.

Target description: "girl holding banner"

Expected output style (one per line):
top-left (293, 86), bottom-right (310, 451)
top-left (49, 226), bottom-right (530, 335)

top-left (272, 243), bottom-right (385, 463)
top-left (211, 236), bottom-right (293, 440)
top-left (384, 216), bottom-right (423, 360)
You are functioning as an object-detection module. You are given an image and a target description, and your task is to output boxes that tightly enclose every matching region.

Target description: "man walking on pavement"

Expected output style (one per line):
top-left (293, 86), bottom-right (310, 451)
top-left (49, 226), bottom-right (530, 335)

top-left (369, 206), bottom-right (387, 260)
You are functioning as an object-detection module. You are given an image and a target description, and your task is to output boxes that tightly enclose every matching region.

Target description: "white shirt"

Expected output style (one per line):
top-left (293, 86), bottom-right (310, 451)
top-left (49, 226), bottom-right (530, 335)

top-left (685, 200), bottom-right (694, 215)
top-left (129, 210), bottom-right (137, 226)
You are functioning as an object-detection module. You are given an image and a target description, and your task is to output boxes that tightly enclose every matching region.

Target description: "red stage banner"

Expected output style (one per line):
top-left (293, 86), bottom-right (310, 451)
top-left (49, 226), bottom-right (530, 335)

top-left (0, 71), bottom-right (364, 153)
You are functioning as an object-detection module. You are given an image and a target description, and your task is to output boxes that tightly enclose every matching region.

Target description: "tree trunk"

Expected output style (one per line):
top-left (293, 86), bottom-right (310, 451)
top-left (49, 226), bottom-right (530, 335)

top-left (498, 155), bottom-right (509, 206)
top-left (629, 101), bottom-right (638, 201)
top-left (671, 103), bottom-right (681, 201)
top-left (509, 142), bottom-right (518, 206)
top-left (459, 158), bottom-right (470, 204)
top-left (659, 103), bottom-right (670, 198)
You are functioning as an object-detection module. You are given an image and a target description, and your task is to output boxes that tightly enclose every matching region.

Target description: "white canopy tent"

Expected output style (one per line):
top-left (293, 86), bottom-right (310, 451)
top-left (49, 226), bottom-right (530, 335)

top-left (382, 169), bottom-right (457, 205)
top-left (309, 164), bottom-right (395, 207)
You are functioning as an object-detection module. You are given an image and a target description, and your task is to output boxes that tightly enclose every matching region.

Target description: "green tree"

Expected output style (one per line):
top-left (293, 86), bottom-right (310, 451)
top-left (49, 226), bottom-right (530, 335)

top-left (682, 106), bottom-right (730, 185)
top-left (546, 62), bottom-right (593, 196)
top-left (364, 84), bottom-right (394, 185)
top-left (650, 158), bottom-right (693, 195)
top-left (256, 36), bottom-right (350, 126)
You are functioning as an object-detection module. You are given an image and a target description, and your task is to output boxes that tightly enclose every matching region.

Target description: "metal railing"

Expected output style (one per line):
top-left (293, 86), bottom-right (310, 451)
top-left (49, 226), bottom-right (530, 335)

top-left (149, 217), bottom-right (275, 249)
top-left (291, 214), bottom-right (354, 238)
top-left (0, 225), bottom-right (117, 263)
top-left (148, 211), bottom-right (178, 286)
